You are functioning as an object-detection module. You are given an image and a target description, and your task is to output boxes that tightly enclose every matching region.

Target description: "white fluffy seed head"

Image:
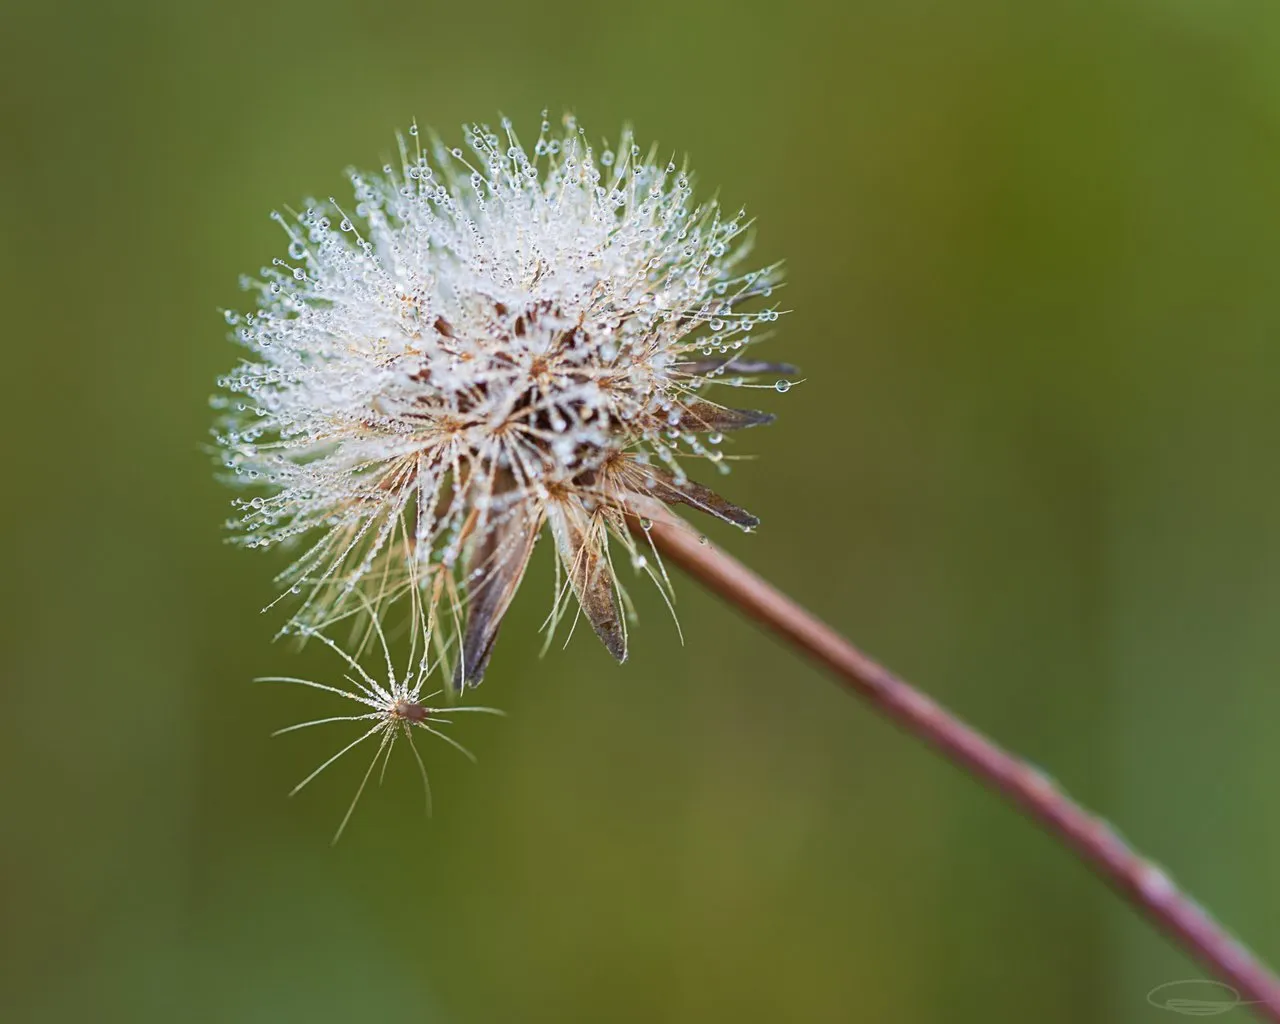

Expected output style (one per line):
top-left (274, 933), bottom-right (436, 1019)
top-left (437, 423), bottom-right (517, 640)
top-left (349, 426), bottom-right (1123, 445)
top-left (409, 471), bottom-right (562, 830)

top-left (215, 113), bottom-right (789, 683)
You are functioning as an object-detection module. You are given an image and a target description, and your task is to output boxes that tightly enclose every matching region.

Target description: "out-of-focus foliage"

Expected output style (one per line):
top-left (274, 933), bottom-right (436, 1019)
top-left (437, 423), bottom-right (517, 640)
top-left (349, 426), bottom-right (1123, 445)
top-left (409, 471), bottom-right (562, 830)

top-left (3, 1), bottom-right (1280, 1020)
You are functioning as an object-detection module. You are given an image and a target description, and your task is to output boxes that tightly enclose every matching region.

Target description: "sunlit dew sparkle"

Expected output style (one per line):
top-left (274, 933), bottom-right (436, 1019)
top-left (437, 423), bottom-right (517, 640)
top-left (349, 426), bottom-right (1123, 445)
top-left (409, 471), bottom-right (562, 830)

top-left (214, 112), bottom-right (793, 688)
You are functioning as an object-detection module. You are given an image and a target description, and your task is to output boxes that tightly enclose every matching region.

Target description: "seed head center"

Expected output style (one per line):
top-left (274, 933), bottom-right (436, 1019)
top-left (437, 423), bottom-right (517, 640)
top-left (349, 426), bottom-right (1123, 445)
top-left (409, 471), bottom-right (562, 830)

top-left (392, 699), bottom-right (431, 723)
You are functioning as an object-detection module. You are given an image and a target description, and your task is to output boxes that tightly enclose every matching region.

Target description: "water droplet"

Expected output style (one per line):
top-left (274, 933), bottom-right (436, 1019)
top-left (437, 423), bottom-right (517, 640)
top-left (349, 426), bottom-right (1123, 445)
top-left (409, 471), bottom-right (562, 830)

top-left (775, 380), bottom-right (791, 393)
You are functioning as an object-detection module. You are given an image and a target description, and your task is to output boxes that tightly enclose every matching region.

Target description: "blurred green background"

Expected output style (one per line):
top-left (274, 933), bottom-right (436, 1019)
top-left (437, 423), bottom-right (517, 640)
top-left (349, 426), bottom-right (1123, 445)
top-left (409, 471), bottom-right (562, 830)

top-left (4, 0), bottom-right (1280, 1020)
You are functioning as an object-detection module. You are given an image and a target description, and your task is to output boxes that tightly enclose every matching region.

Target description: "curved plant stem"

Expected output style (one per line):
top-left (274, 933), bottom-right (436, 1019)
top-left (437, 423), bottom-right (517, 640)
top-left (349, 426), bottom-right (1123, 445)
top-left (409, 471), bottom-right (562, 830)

top-left (637, 515), bottom-right (1280, 1021)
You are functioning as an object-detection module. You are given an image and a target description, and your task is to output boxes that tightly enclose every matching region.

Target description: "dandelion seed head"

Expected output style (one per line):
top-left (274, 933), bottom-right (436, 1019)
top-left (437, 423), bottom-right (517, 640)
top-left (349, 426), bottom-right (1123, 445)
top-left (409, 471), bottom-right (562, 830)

top-left (217, 114), bottom-right (790, 685)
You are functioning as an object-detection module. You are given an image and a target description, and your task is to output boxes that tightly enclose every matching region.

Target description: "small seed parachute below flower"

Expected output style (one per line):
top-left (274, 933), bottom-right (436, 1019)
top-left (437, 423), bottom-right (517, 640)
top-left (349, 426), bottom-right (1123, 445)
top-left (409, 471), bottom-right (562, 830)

top-left (216, 113), bottom-right (795, 687)
top-left (256, 605), bottom-right (504, 843)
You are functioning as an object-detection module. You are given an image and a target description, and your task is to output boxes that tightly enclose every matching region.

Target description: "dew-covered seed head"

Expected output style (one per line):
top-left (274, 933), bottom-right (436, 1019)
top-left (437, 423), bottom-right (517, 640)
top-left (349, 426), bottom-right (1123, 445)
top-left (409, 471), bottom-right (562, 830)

top-left (216, 113), bottom-right (792, 684)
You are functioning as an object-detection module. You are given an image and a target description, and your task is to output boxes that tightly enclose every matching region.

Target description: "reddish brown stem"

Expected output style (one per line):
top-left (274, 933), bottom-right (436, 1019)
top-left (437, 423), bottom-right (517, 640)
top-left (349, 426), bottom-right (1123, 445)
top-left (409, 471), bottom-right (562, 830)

top-left (639, 516), bottom-right (1280, 1021)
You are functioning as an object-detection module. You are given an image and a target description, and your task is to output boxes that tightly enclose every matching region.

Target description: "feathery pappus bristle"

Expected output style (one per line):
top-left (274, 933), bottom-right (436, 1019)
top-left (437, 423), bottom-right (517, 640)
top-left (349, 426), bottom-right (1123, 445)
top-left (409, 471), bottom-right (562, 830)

top-left (258, 609), bottom-right (504, 843)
